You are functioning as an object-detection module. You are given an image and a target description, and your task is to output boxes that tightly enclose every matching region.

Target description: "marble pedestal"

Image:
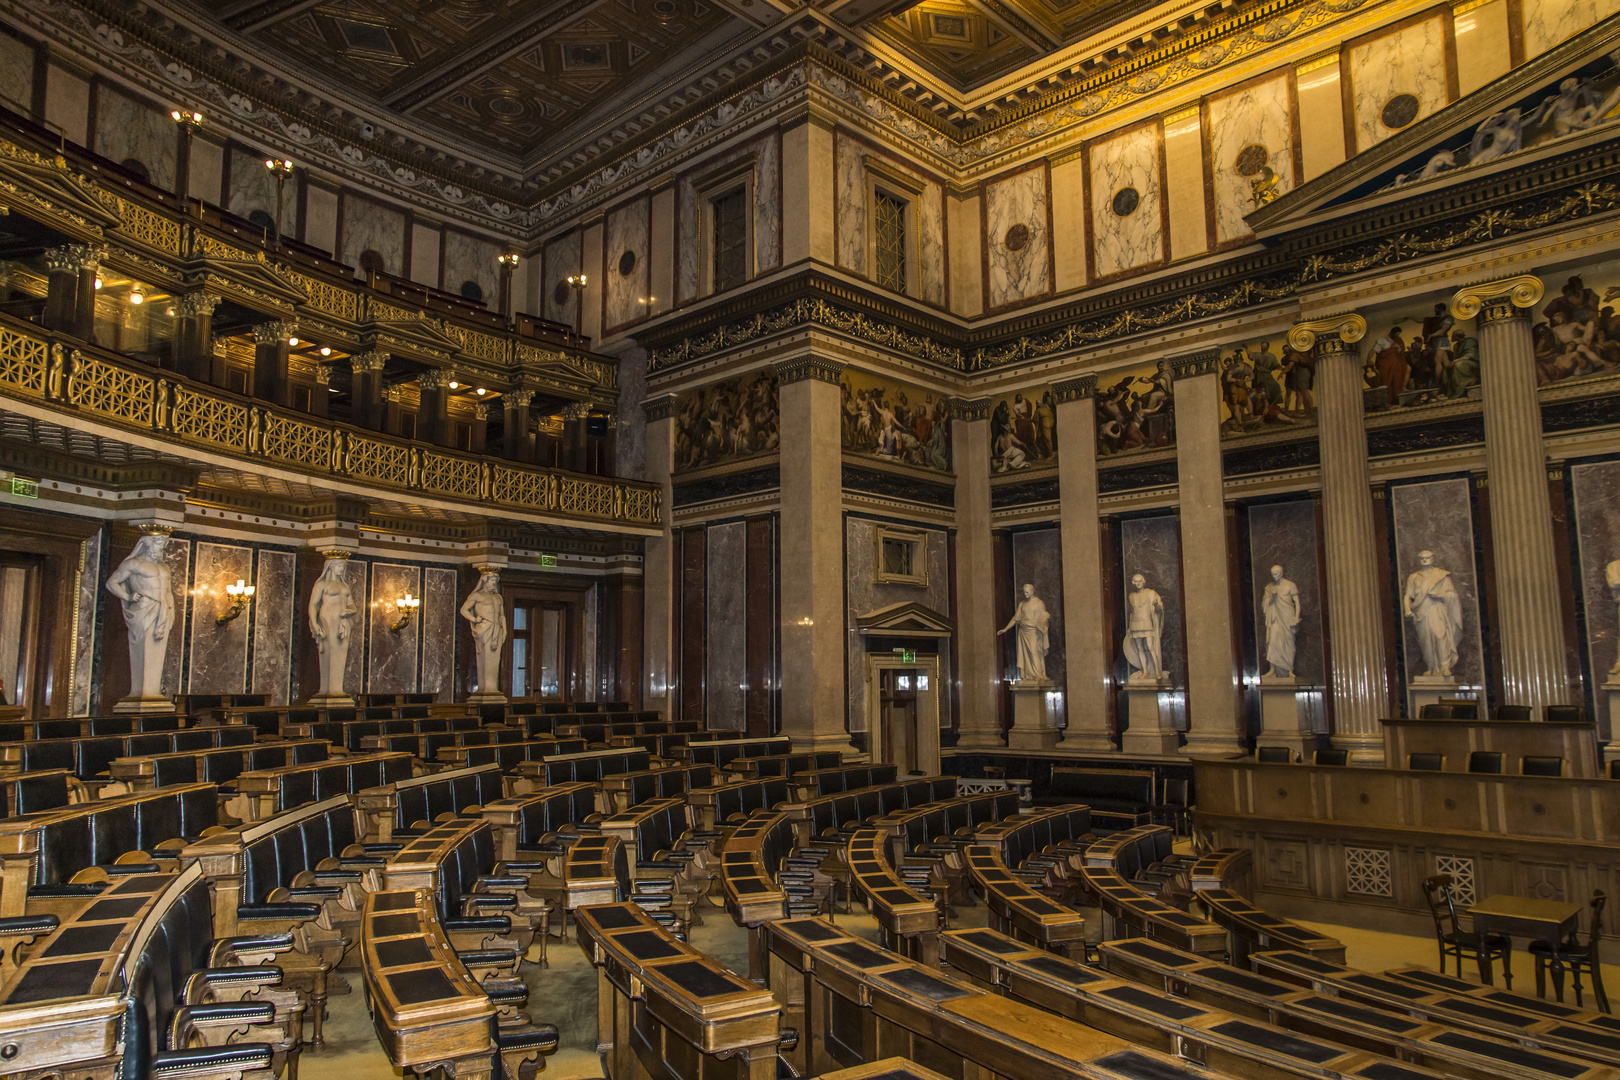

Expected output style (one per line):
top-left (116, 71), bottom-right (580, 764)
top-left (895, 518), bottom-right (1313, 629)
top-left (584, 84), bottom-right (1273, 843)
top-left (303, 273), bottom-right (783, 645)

top-left (1007, 682), bottom-right (1061, 751)
top-left (1120, 680), bottom-right (1180, 756)
top-left (467, 690), bottom-right (508, 705)
top-left (1256, 676), bottom-right (1321, 759)
top-left (306, 691), bottom-right (354, 707)
top-left (1408, 675), bottom-right (1464, 718)
top-left (114, 694), bottom-right (176, 714)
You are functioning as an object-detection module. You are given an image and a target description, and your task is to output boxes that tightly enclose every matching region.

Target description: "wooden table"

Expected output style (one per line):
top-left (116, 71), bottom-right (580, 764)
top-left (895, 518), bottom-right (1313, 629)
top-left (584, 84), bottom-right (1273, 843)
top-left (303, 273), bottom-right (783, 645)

top-left (1468, 894), bottom-right (1582, 949)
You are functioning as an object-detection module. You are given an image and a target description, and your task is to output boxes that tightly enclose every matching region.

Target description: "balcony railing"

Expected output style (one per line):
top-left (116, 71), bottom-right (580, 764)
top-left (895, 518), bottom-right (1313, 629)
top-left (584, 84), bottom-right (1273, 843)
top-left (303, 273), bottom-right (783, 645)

top-left (0, 316), bottom-right (660, 529)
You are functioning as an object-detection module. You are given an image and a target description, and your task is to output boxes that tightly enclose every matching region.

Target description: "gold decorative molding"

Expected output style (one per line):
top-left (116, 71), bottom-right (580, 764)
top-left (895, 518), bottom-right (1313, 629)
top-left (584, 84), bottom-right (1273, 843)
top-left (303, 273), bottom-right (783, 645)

top-left (1052, 375), bottom-right (1096, 402)
top-left (1450, 273), bottom-right (1545, 323)
top-left (1287, 314), bottom-right (1367, 354)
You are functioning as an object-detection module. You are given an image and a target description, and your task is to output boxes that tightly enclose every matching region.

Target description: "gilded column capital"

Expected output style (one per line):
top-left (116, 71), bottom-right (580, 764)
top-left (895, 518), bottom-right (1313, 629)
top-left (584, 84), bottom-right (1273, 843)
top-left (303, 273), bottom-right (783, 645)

top-left (253, 320), bottom-right (297, 346)
top-left (642, 394), bottom-right (677, 423)
top-left (314, 363), bottom-right (334, 386)
top-left (1166, 348), bottom-right (1219, 380)
top-left (1288, 313), bottom-right (1367, 355)
top-left (44, 245), bottom-right (103, 274)
top-left (1052, 375), bottom-right (1096, 402)
top-left (175, 291), bottom-right (221, 318)
top-left (772, 356), bottom-right (845, 385)
top-left (417, 368), bottom-right (451, 391)
top-left (42, 247), bottom-right (77, 274)
top-left (949, 395), bottom-right (991, 422)
top-left (473, 401), bottom-right (490, 422)
top-left (1450, 274), bottom-right (1544, 324)
top-left (562, 401), bottom-right (592, 421)
top-left (349, 349), bottom-right (387, 373)
top-left (505, 388), bottom-right (535, 409)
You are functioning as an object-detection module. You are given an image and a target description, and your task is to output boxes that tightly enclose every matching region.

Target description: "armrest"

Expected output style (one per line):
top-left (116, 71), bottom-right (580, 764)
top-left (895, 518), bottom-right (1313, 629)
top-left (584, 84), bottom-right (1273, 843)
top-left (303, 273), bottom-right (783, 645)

top-left (312, 870), bottom-right (364, 883)
top-left (171, 1002), bottom-right (277, 1045)
top-left (477, 875), bottom-right (529, 889)
top-left (286, 886), bottom-right (344, 900)
top-left (152, 1044), bottom-right (274, 1079)
top-left (209, 935), bottom-right (293, 966)
top-left (0, 915), bottom-right (59, 935)
top-left (496, 1025), bottom-right (559, 1054)
top-left (444, 915), bottom-right (512, 934)
top-left (465, 895), bottom-right (518, 911)
top-left (237, 903), bottom-right (323, 921)
top-left (457, 948), bottom-right (520, 967)
top-left (184, 967), bottom-right (284, 1003)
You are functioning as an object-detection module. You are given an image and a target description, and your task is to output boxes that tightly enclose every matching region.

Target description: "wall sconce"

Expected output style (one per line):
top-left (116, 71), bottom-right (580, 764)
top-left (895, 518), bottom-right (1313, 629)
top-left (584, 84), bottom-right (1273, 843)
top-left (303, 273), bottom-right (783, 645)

top-left (216, 579), bottom-right (255, 626)
top-left (497, 253), bottom-right (521, 268)
top-left (390, 593), bottom-right (419, 634)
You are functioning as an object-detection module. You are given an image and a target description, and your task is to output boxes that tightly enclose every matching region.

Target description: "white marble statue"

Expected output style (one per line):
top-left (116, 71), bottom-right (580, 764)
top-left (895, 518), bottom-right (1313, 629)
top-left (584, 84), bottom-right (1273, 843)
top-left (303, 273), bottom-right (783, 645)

top-left (461, 569), bottom-right (508, 698)
top-left (105, 533), bottom-right (174, 703)
top-left (1403, 550), bottom-right (1463, 678)
top-left (997, 583), bottom-right (1050, 683)
top-left (1261, 564), bottom-right (1301, 679)
top-left (1607, 559), bottom-right (1620, 675)
top-left (1123, 573), bottom-right (1166, 682)
top-left (308, 557), bottom-right (358, 699)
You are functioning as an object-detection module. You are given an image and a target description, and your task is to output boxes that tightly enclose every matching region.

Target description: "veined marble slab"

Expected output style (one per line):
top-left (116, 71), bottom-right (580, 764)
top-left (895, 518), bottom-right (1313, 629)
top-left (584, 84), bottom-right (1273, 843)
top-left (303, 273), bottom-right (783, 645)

top-left (160, 539), bottom-right (191, 701)
top-left (1246, 500), bottom-right (1324, 686)
top-left (421, 567), bottom-right (457, 702)
top-left (1120, 515), bottom-right (1185, 684)
top-left (1088, 126), bottom-right (1162, 280)
top-left (1207, 75), bottom-right (1295, 245)
top-left (70, 533), bottom-right (101, 716)
top-left (1347, 14), bottom-right (1449, 153)
top-left (544, 234), bottom-right (581, 325)
top-left (836, 134), bottom-right (866, 274)
top-left (1524, 0), bottom-right (1620, 57)
top-left (94, 89), bottom-right (176, 190)
top-left (340, 196), bottom-right (406, 278)
top-left (188, 542), bottom-right (253, 694)
top-left (985, 166), bottom-right (1050, 307)
top-left (442, 230), bottom-right (499, 307)
top-left (677, 135), bottom-right (781, 303)
top-left (918, 181), bottom-right (945, 306)
top-left (251, 550), bottom-right (295, 706)
top-left (706, 522), bottom-right (746, 730)
top-left (1389, 478), bottom-right (1486, 696)
top-left (228, 153), bottom-right (279, 224)
top-left (367, 563), bottom-right (421, 694)
top-left (604, 199), bottom-right (651, 332)
top-left (343, 559), bottom-right (369, 696)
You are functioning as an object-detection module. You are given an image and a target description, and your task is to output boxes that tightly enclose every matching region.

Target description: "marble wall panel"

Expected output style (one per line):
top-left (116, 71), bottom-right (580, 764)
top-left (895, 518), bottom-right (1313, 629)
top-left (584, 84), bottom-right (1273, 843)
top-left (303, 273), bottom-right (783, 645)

top-left (918, 181), bottom-right (945, 306)
top-left (226, 154), bottom-right (279, 228)
top-left (989, 386), bottom-right (1057, 472)
top-left (845, 519), bottom-right (952, 732)
top-left (421, 568), bottom-right (457, 702)
top-left (984, 166), bottom-right (1050, 308)
top-left (604, 200), bottom-right (651, 332)
top-left (1246, 500), bottom-right (1325, 685)
top-left (251, 550), bottom-right (294, 705)
top-left (1389, 478), bottom-right (1487, 696)
top-left (1207, 74), bottom-right (1295, 245)
top-left (842, 369), bottom-right (952, 473)
top-left (71, 533), bottom-right (101, 716)
top-left (677, 180), bottom-right (700, 304)
top-left (442, 231), bottom-right (499, 305)
top-left (676, 135), bottom-right (781, 303)
top-left (187, 543), bottom-right (253, 694)
top-left (617, 346), bottom-right (649, 481)
top-left (1571, 459), bottom-right (1620, 737)
top-left (340, 196), bottom-right (406, 277)
top-left (94, 89), bottom-right (175, 190)
top-left (1119, 515), bottom-right (1185, 685)
top-left (1347, 15), bottom-right (1450, 153)
top-left (341, 560), bottom-right (368, 696)
top-left (0, 34), bottom-right (31, 121)
top-left (1524, 0), bottom-right (1620, 57)
top-left (1012, 530), bottom-right (1065, 723)
top-left (1088, 125), bottom-right (1163, 280)
top-left (366, 563), bottom-right (420, 694)
top-left (836, 134), bottom-right (866, 274)
top-left (707, 523), bottom-right (747, 730)
top-left (160, 539), bottom-right (191, 700)
top-left (543, 234), bottom-right (581, 325)
top-left (583, 581), bottom-right (599, 702)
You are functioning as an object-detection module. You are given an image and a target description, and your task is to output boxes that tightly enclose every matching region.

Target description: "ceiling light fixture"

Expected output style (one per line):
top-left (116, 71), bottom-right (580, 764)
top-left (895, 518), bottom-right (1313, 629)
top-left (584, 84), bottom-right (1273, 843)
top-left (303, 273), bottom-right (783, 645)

top-left (128, 289), bottom-right (144, 305)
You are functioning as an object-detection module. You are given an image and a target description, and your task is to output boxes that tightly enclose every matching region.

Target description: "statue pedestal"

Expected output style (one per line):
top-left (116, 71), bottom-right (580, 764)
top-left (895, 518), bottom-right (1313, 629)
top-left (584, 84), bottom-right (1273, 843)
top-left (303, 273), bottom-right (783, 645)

top-left (114, 694), bottom-right (175, 714)
top-left (1408, 675), bottom-right (1462, 717)
top-left (1007, 682), bottom-right (1061, 751)
top-left (1256, 676), bottom-right (1320, 760)
top-left (1120, 679), bottom-right (1179, 756)
top-left (305, 691), bottom-right (354, 707)
top-left (467, 691), bottom-right (508, 705)
top-left (1604, 680), bottom-right (1620, 764)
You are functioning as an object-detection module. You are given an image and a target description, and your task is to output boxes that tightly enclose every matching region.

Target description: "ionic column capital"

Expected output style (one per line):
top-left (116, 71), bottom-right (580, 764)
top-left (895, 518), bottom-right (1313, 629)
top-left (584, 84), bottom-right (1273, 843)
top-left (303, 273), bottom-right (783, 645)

top-left (1450, 274), bottom-right (1544, 324)
top-left (1288, 313), bottom-right (1367, 356)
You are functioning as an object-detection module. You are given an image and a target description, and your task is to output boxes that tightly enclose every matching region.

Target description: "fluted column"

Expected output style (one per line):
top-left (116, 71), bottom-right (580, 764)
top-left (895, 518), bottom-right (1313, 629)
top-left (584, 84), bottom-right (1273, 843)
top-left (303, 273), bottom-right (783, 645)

top-left (642, 394), bottom-right (678, 719)
top-left (41, 247), bottom-right (78, 333)
top-left (253, 320), bottom-right (296, 407)
top-left (1054, 375), bottom-right (1113, 751)
top-left (310, 363), bottom-right (332, 419)
top-left (1297, 314), bottom-right (1386, 765)
top-left (561, 401), bottom-right (590, 472)
top-left (349, 350), bottom-right (387, 430)
top-left (503, 389), bottom-right (534, 461)
top-left (417, 369), bottom-right (452, 447)
top-left (1172, 349), bottom-right (1244, 756)
top-left (172, 292), bottom-right (220, 384)
top-left (470, 401), bottom-right (489, 455)
top-left (69, 245), bottom-right (102, 343)
top-left (952, 396), bottom-right (1001, 747)
top-left (1453, 275), bottom-right (1569, 712)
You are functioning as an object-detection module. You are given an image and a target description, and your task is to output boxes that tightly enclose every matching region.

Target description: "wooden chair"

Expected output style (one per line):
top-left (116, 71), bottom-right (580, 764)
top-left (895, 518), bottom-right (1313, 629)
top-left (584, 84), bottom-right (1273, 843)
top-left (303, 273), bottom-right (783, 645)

top-left (1492, 705), bottom-right (1532, 722)
top-left (1312, 749), bottom-right (1348, 766)
top-left (1543, 704), bottom-right (1584, 724)
top-left (1521, 755), bottom-right (1565, 777)
top-left (1150, 777), bottom-right (1191, 836)
top-left (1406, 753), bottom-right (1446, 771)
top-left (1529, 890), bottom-right (1608, 1012)
top-left (1466, 751), bottom-right (1504, 774)
top-left (1421, 873), bottom-right (1511, 988)
top-left (1255, 746), bottom-right (1292, 764)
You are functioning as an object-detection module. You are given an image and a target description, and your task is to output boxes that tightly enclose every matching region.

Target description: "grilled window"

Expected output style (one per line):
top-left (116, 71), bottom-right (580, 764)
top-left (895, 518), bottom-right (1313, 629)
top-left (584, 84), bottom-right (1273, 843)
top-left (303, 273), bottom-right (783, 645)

top-left (874, 190), bottom-right (908, 292)
top-left (711, 188), bottom-right (748, 293)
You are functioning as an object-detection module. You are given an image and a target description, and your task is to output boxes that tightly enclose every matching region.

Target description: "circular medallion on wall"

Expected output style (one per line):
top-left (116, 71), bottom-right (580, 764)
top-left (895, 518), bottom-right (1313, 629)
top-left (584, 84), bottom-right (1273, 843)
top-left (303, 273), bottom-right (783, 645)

top-left (1004, 223), bottom-right (1030, 252)
top-left (1381, 92), bottom-right (1421, 130)
top-left (553, 280), bottom-right (571, 306)
top-left (1112, 186), bottom-right (1140, 217)
top-left (1233, 143), bottom-right (1269, 177)
top-left (619, 250), bottom-right (637, 276)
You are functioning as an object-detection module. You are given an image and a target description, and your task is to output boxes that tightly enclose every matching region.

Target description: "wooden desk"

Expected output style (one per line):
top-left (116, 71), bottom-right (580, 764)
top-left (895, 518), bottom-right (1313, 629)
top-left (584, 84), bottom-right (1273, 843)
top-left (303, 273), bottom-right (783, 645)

top-left (1381, 719), bottom-right (1600, 778)
top-left (1469, 895), bottom-right (1583, 948)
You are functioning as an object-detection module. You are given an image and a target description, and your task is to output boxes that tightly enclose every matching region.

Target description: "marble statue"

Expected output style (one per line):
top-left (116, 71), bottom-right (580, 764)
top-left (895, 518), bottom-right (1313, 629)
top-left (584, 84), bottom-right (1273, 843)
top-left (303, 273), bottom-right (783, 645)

top-left (1261, 564), bottom-right (1301, 679)
top-left (1123, 573), bottom-right (1165, 682)
top-left (105, 533), bottom-right (174, 703)
top-left (1607, 559), bottom-right (1620, 674)
top-left (997, 583), bottom-right (1050, 683)
top-left (461, 569), bottom-right (508, 698)
top-left (308, 557), bottom-right (358, 700)
top-left (1403, 550), bottom-right (1463, 678)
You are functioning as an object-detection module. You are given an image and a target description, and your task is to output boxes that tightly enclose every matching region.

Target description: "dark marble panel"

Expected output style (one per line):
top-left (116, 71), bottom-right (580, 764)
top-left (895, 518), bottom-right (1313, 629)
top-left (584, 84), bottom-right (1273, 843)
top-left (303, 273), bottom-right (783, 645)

top-left (160, 539), bottom-right (191, 700)
top-left (1389, 478), bottom-right (1487, 693)
top-left (991, 476), bottom-right (1060, 509)
top-left (842, 464), bottom-right (955, 508)
top-left (421, 567), bottom-right (458, 702)
top-left (1245, 500), bottom-right (1324, 685)
top-left (1571, 458), bottom-right (1620, 739)
top-left (1366, 416), bottom-right (1484, 458)
top-left (251, 550), bottom-right (294, 705)
top-left (706, 522), bottom-right (747, 731)
top-left (1543, 394), bottom-right (1620, 434)
top-left (745, 517), bottom-right (775, 736)
top-left (672, 465), bottom-right (780, 507)
top-left (680, 528), bottom-right (706, 722)
top-left (187, 543), bottom-right (253, 694)
top-left (367, 563), bottom-right (421, 694)
top-left (341, 560), bottom-right (368, 696)
top-left (1099, 460), bottom-right (1178, 494)
top-left (71, 534), bottom-right (102, 716)
top-left (1012, 529), bottom-right (1066, 727)
top-left (1223, 440), bottom-right (1320, 477)
top-left (1119, 515), bottom-right (1185, 685)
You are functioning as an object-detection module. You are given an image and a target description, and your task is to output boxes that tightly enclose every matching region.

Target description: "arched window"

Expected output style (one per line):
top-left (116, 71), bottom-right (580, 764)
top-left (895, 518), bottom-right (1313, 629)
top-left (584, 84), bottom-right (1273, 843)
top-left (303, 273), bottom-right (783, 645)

top-left (459, 280), bottom-right (483, 302)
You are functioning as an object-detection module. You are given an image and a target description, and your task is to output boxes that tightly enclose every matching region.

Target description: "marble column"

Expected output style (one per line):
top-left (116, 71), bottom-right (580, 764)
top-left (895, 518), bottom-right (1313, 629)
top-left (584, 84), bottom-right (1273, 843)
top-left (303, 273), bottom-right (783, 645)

top-left (349, 350), bottom-right (386, 430)
top-left (1054, 375), bottom-right (1113, 751)
top-left (172, 292), bottom-right (220, 384)
top-left (382, 385), bottom-right (403, 437)
top-left (562, 402), bottom-right (590, 472)
top-left (1295, 314), bottom-right (1386, 765)
top-left (470, 401), bottom-right (489, 455)
top-left (41, 247), bottom-right (77, 333)
top-left (70, 245), bottom-right (102, 343)
top-left (504, 389), bottom-right (534, 462)
top-left (775, 355), bottom-right (857, 756)
top-left (253, 320), bottom-right (296, 407)
top-left (1452, 276), bottom-right (1569, 712)
top-left (1172, 349), bottom-right (1244, 756)
top-left (417, 369), bottom-right (452, 447)
top-left (952, 396), bottom-right (1001, 747)
top-left (642, 394), bottom-right (678, 719)
top-left (310, 363), bottom-right (332, 419)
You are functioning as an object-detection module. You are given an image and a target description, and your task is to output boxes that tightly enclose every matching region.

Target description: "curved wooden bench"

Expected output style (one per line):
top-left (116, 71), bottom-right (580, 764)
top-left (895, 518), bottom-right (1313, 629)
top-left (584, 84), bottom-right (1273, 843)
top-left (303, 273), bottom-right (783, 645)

top-left (788, 763), bottom-right (899, 801)
top-left (964, 806), bottom-right (1088, 959)
top-left (1196, 888), bottom-right (1345, 964)
top-left (690, 776), bottom-right (792, 831)
top-left (1080, 865), bottom-right (1225, 957)
top-left (846, 826), bottom-right (939, 963)
top-left (1188, 847), bottom-right (1251, 893)
top-left (724, 752), bottom-right (842, 779)
top-left (602, 763), bottom-right (713, 815)
top-left (225, 752), bottom-right (414, 823)
top-left (676, 737), bottom-right (793, 770)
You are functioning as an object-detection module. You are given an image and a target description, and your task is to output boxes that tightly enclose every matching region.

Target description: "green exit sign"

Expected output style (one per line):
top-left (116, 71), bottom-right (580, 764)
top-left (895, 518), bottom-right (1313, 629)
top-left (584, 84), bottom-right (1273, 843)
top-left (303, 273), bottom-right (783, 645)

top-left (539, 554), bottom-right (557, 568)
top-left (890, 649), bottom-right (916, 662)
top-left (10, 477), bottom-right (37, 498)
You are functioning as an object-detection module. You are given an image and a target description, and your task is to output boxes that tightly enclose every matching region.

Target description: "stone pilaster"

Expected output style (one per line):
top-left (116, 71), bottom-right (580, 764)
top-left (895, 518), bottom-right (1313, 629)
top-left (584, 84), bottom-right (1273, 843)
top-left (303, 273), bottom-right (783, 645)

top-left (951, 395), bottom-right (1000, 747)
top-left (641, 394), bottom-right (678, 720)
top-left (774, 355), bottom-right (856, 756)
top-left (1053, 375), bottom-right (1113, 751)
top-left (1171, 349), bottom-right (1244, 757)
top-left (1295, 314), bottom-right (1386, 765)
top-left (252, 320), bottom-right (296, 407)
top-left (1452, 275), bottom-right (1570, 713)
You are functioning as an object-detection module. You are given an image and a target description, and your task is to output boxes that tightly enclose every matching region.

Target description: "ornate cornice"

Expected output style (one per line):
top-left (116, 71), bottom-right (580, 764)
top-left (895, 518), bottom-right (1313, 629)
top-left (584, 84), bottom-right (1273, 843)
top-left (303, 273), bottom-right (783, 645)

top-left (950, 396), bottom-right (991, 422)
top-left (1052, 375), bottom-right (1096, 402)
top-left (1166, 349), bottom-right (1219, 380)
top-left (1288, 313), bottom-right (1367, 355)
top-left (641, 395), bottom-right (677, 424)
top-left (773, 356), bottom-right (846, 386)
top-left (1450, 273), bottom-right (1545, 324)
